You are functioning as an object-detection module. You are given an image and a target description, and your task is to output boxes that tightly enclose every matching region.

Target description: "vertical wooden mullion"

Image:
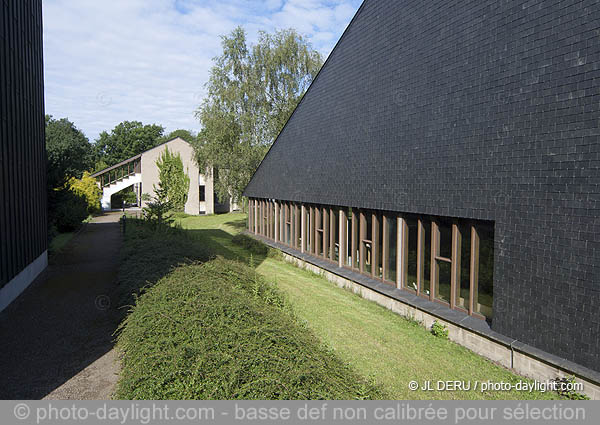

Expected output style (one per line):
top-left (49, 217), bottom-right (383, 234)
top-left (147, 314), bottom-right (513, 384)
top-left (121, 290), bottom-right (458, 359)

top-left (470, 225), bottom-right (480, 316)
top-left (351, 210), bottom-right (357, 269)
top-left (274, 201), bottom-right (279, 242)
top-left (323, 208), bottom-right (329, 259)
top-left (295, 204), bottom-right (300, 249)
top-left (382, 214), bottom-right (389, 281)
top-left (301, 204), bottom-right (306, 253)
top-left (339, 209), bottom-right (346, 268)
top-left (398, 216), bottom-right (407, 289)
top-left (416, 219), bottom-right (424, 295)
top-left (254, 199), bottom-right (258, 234)
top-left (329, 208), bottom-right (335, 261)
top-left (431, 221), bottom-right (440, 302)
top-left (451, 223), bottom-right (461, 310)
top-left (372, 213), bottom-right (379, 279)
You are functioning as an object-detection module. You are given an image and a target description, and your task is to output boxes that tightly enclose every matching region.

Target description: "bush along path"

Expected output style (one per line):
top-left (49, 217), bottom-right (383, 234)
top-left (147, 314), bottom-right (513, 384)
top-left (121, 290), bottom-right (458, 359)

top-left (115, 219), bottom-right (383, 399)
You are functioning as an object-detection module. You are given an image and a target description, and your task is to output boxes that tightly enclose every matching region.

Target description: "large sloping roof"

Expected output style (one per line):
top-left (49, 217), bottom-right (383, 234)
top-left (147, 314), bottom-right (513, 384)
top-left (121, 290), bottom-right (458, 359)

top-left (243, 0), bottom-right (600, 220)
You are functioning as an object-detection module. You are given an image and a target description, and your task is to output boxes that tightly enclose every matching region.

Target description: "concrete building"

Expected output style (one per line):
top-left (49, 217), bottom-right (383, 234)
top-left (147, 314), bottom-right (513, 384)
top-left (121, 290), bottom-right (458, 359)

top-left (0, 0), bottom-right (47, 312)
top-left (244, 0), bottom-right (600, 395)
top-left (92, 137), bottom-right (231, 215)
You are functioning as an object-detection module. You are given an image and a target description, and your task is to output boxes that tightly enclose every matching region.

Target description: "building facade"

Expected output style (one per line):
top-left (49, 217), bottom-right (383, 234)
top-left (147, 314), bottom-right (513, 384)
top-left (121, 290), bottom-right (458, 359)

top-left (0, 0), bottom-right (47, 312)
top-left (244, 0), bottom-right (600, 374)
top-left (92, 137), bottom-right (232, 215)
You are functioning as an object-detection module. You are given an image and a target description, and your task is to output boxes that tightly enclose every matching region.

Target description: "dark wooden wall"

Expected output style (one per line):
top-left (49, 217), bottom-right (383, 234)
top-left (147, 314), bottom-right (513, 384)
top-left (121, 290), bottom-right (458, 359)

top-left (0, 0), bottom-right (47, 288)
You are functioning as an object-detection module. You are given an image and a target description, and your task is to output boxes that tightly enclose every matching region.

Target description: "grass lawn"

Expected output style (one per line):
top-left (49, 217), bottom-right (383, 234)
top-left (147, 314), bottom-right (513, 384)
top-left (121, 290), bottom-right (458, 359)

top-left (172, 212), bottom-right (558, 400)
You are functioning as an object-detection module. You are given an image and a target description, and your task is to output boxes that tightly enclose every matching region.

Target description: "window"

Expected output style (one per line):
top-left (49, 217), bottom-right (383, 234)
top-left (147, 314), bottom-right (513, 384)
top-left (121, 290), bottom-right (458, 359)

top-left (384, 215), bottom-right (397, 284)
top-left (199, 186), bottom-right (205, 202)
top-left (431, 218), bottom-right (453, 305)
top-left (316, 207), bottom-right (324, 257)
top-left (406, 217), bottom-right (418, 292)
top-left (256, 200), bottom-right (495, 322)
top-left (476, 223), bottom-right (494, 320)
top-left (456, 223), bottom-right (471, 311)
top-left (332, 208), bottom-right (340, 262)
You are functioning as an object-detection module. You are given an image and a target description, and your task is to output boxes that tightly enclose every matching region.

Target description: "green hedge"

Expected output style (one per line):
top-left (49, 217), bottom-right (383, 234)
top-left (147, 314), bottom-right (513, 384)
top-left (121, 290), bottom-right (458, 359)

top-left (115, 256), bottom-right (384, 399)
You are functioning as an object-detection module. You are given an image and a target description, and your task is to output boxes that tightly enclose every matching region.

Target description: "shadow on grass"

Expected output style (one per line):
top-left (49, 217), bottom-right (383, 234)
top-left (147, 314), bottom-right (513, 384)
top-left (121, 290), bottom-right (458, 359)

top-left (224, 216), bottom-right (248, 231)
top-left (117, 219), bottom-right (268, 309)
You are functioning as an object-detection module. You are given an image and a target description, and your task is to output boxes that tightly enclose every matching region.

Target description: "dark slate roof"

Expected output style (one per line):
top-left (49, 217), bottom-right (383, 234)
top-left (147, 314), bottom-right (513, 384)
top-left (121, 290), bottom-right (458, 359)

top-left (243, 0), bottom-right (600, 220)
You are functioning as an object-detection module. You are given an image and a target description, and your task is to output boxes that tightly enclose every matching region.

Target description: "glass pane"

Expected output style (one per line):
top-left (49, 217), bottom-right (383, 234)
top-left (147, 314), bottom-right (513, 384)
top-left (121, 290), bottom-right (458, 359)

top-left (387, 216), bottom-right (397, 283)
top-left (376, 214), bottom-right (383, 278)
top-left (422, 220), bottom-right (431, 296)
top-left (477, 223), bottom-right (495, 320)
top-left (305, 207), bottom-right (311, 252)
top-left (457, 224), bottom-right (471, 310)
top-left (333, 209), bottom-right (339, 261)
top-left (438, 218), bottom-right (452, 259)
top-left (345, 209), bottom-right (353, 267)
top-left (406, 218), bottom-right (418, 291)
top-left (353, 211), bottom-right (360, 269)
top-left (364, 242), bottom-right (372, 274)
top-left (436, 261), bottom-right (451, 303)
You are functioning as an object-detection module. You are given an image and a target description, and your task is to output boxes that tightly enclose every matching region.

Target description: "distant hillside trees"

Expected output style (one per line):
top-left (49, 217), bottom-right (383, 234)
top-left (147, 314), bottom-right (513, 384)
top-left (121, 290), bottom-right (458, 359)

top-left (195, 27), bottom-right (323, 204)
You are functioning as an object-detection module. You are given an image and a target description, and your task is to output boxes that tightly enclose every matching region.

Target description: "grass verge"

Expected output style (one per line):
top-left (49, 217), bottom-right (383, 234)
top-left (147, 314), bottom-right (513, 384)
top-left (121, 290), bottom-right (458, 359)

top-left (172, 213), bottom-right (561, 400)
top-left (116, 219), bottom-right (383, 399)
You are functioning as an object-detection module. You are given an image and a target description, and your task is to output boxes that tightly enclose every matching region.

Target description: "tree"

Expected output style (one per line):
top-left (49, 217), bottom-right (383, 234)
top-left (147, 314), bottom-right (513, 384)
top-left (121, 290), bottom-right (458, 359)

top-left (155, 147), bottom-right (190, 211)
top-left (195, 27), bottom-right (323, 203)
top-left (67, 171), bottom-right (102, 213)
top-left (45, 115), bottom-right (94, 188)
top-left (94, 121), bottom-right (165, 167)
top-left (161, 129), bottom-right (197, 143)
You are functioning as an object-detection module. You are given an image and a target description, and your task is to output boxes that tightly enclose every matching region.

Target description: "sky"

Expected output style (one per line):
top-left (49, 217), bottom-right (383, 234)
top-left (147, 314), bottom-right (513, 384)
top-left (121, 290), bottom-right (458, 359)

top-left (42, 0), bottom-right (363, 142)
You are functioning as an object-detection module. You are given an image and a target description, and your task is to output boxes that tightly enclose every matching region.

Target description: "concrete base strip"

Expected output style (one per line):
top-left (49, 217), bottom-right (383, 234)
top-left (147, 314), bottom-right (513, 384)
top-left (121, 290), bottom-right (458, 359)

top-left (0, 251), bottom-right (47, 313)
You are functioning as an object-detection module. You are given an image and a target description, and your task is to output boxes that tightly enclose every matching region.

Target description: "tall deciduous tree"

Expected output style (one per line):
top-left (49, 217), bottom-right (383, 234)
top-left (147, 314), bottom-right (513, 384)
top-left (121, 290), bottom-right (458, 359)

top-left (94, 121), bottom-right (165, 167)
top-left (155, 147), bottom-right (190, 212)
top-left (45, 115), bottom-right (94, 188)
top-left (195, 27), bottom-right (323, 203)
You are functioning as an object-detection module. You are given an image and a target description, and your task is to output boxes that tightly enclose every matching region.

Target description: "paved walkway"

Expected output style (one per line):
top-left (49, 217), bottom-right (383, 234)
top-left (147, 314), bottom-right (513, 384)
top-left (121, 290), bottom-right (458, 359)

top-left (0, 213), bottom-right (123, 399)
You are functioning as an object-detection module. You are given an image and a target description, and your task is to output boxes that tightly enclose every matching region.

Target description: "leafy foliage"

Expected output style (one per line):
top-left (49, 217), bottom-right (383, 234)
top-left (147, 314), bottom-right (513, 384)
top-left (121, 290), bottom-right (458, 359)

top-left (66, 171), bottom-right (102, 214)
top-left (142, 184), bottom-right (172, 228)
top-left (431, 321), bottom-right (449, 339)
top-left (94, 121), bottom-right (164, 167)
top-left (48, 187), bottom-right (89, 233)
top-left (45, 115), bottom-right (94, 188)
top-left (116, 218), bottom-right (211, 307)
top-left (155, 147), bottom-right (190, 211)
top-left (554, 376), bottom-right (590, 400)
top-left (160, 129), bottom-right (197, 143)
top-left (195, 27), bottom-right (323, 203)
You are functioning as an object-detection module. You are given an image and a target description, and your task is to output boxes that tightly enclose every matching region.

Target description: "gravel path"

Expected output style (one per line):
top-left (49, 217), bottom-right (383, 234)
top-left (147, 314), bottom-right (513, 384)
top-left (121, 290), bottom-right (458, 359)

top-left (0, 212), bottom-right (123, 399)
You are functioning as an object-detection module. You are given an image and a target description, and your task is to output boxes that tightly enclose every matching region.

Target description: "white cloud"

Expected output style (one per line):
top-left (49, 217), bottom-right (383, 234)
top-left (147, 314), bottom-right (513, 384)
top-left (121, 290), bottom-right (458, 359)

top-left (42, 0), bottom-right (362, 142)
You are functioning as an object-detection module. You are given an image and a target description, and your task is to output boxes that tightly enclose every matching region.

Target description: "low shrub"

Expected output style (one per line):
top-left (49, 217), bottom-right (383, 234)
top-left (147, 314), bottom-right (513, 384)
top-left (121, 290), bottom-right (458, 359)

top-left (115, 256), bottom-right (384, 400)
top-left (48, 187), bottom-right (89, 232)
top-left (431, 321), bottom-right (449, 339)
top-left (117, 219), bottom-right (212, 307)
